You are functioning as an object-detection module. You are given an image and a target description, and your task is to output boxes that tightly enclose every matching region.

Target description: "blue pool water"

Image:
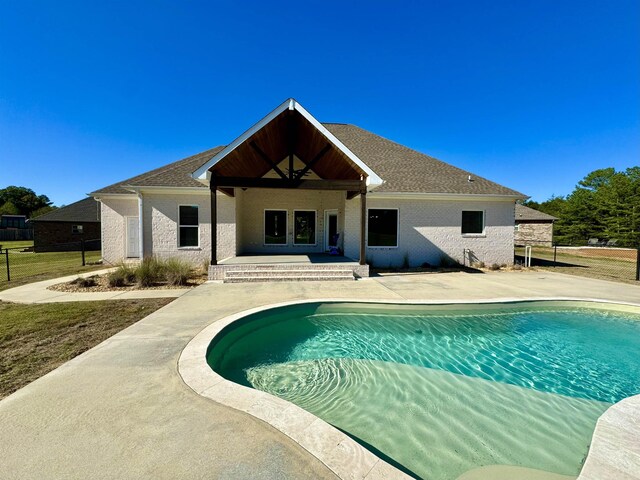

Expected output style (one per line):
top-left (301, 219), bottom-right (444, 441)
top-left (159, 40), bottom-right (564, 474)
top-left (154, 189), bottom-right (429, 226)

top-left (207, 302), bottom-right (640, 479)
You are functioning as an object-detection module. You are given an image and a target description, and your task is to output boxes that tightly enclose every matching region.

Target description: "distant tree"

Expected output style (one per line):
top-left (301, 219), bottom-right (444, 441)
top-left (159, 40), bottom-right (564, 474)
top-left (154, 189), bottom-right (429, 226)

top-left (0, 186), bottom-right (52, 218)
top-left (30, 205), bottom-right (58, 219)
top-left (0, 201), bottom-right (20, 216)
top-left (531, 168), bottom-right (640, 247)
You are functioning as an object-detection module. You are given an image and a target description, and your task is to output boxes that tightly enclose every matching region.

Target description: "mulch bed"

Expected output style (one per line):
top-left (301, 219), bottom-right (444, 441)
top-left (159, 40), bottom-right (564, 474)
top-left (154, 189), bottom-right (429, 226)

top-left (48, 273), bottom-right (207, 293)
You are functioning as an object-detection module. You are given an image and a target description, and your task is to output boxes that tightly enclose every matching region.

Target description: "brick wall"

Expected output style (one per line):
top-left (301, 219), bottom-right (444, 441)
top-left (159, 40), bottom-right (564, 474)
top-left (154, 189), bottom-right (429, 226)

top-left (100, 197), bottom-right (138, 264)
top-left (514, 222), bottom-right (553, 246)
top-left (344, 196), bottom-right (516, 267)
top-left (142, 191), bottom-right (236, 264)
top-left (236, 188), bottom-right (345, 254)
top-left (33, 221), bottom-right (101, 251)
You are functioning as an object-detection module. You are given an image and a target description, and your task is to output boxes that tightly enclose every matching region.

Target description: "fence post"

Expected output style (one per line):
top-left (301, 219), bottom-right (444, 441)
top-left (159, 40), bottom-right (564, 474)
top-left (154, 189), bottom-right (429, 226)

top-left (553, 244), bottom-right (557, 267)
top-left (81, 239), bottom-right (86, 267)
top-left (636, 248), bottom-right (640, 282)
top-left (5, 247), bottom-right (9, 282)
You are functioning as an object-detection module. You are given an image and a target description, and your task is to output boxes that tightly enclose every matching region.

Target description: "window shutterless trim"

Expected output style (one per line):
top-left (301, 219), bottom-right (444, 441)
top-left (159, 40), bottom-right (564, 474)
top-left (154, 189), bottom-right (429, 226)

top-left (264, 209), bottom-right (288, 246)
top-left (178, 204), bottom-right (200, 248)
top-left (293, 209), bottom-right (317, 246)
top-left (461, 210), bottom-right (485, 236)
top-left (366, 207), bottom-right (399, 248)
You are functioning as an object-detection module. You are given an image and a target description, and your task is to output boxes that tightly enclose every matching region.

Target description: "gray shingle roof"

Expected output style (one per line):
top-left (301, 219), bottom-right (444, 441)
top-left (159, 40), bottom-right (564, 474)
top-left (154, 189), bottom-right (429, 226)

top-left (31, 197), bottom-right (100, 223)
top-left (92, 125), bottom-right (525, 197)
top-left (515, 204), bottom-right (557, 221)
top-left (92, 147), bottom-right (224, 195)
top-left (327, 124), bottom-right (524, 196)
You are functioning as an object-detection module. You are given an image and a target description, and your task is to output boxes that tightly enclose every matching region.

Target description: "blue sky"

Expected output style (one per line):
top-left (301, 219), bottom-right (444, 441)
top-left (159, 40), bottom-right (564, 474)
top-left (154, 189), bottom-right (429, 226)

top-left (1, 0), bottom-right (638, 205)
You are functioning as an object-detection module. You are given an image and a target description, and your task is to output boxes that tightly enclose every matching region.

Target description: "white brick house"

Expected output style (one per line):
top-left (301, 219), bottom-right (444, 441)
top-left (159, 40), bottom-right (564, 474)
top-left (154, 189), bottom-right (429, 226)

top-left (92, 99), bottom-right (525, 277)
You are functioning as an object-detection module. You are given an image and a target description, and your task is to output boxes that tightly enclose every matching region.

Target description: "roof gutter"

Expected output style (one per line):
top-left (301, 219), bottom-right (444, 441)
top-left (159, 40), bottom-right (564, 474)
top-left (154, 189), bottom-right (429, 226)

top-left (368, 192), bottom-right (528, 201)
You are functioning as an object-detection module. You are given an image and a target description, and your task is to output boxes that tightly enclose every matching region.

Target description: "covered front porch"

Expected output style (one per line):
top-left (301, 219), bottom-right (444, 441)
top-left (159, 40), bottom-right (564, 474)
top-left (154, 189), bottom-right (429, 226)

top-left (191, 99), bottom-right (383, 281)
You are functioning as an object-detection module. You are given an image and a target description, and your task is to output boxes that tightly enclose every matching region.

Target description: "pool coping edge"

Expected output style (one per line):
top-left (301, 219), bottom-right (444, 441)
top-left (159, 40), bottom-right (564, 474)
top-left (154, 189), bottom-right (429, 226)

top-left (177, 297), bottom-right (640, 480)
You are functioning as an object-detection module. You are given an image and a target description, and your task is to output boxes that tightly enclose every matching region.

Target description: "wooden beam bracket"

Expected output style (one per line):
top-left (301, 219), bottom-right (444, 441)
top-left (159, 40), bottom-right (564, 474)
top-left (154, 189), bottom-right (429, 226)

top-left (250, 141), bottom-right (288, 180)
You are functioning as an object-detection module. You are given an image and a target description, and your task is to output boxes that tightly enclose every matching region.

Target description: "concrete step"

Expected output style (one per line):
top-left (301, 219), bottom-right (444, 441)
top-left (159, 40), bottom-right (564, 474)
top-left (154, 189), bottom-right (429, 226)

top-left (224, 274), bottom-right (355, 283)
top-left (225, 269), bottom-right (354, 278)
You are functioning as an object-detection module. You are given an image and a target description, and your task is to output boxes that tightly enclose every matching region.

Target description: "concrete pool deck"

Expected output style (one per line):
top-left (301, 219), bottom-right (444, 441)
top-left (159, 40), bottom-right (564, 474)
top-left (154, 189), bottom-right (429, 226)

top-left (1, 270), bottom-right (639, 479)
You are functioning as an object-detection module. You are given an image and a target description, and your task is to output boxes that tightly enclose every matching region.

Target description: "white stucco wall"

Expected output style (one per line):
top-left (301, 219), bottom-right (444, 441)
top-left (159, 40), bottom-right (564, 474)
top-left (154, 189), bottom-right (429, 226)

top-left (236, 188), bottom-right (345, 254)
top-left (99, 197), bottom-right (139, 264)
top-left (344, 196), bottom-right (516, 267)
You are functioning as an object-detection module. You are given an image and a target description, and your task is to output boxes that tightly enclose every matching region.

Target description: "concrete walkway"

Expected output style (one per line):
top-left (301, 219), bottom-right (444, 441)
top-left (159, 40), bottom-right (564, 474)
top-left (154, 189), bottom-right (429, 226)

top-left (0, 271), bottom-right (639, 479)
top-left (0, 269), bottom-right (190, 303)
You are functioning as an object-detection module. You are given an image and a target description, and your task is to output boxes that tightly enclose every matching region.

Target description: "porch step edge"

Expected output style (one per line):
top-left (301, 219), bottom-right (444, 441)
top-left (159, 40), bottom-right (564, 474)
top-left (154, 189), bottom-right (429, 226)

top-left (224, 275), bottom-right (356, 283)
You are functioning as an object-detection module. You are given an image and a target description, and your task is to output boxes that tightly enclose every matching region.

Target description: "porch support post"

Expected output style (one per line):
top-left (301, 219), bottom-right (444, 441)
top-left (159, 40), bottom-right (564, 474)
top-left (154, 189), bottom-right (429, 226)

top-left (359, 179), bottom-right (367, 266)
top-left (210, 176), bottom-right (217, 266)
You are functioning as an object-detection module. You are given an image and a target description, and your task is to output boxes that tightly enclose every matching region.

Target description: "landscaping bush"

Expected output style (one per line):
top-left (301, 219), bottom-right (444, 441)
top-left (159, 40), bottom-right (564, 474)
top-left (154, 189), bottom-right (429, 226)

top-left (164, 258), bottom-right (192, 286)
top-left (489, 263), bottom-right (501, 271)
top-left (135, 256), bottom-right (165, 287)
top-left (107, 263), bottom-right (136, 287)
top-left (438, 254), bottom-right (459, 268)
top-left (70, 276), bottom-right (97, 288)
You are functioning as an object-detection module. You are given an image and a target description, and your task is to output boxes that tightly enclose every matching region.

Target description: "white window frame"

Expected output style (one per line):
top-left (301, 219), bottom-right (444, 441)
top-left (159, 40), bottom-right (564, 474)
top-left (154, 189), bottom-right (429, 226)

top-left (178, 204), bottom-right (200, 249)
top-left (72, 224), bottom-right (84, 235)
top-left (293, 209), bottom-right (317, 246)
top-left (366, 207), bottom-right (399, 249)
top-left (264, 209), bottom-right (288, 246)
top-left (461, 210), bottom-right (486, 237)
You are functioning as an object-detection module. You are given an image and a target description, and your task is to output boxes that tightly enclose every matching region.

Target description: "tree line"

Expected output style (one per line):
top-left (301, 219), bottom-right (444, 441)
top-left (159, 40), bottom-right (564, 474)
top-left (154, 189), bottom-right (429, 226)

top-left (0, 186), bottom-right (57, 219)
top-left (524, 167), bottom-right (640, 248)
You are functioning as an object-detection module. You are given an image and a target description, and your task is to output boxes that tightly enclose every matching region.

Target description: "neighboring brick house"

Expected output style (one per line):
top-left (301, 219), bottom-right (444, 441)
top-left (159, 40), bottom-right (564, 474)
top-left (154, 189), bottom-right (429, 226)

top-left (92, 98), bottom-right (527, 277)
top-left (514, 204), bottom-right (556, 247)
top-left (31, 198), bottom-right (101, 252)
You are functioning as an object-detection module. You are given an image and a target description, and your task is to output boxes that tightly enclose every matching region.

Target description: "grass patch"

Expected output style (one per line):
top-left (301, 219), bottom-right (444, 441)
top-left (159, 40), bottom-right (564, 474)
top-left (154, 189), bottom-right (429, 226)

top-left (0, 298), bottom-right (173, 399)
top-left (0, 240), bottom-right (34, 249)
top-left (0, 250), bottom-right (103, 291)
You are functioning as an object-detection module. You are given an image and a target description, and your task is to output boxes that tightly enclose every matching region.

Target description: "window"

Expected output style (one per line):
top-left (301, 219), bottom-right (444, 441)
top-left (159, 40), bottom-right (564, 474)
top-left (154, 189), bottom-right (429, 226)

top-left (264, 210), bottom-right (287, 245)
top-left (179, 205), bottom-right (199, 247)
top-left (72, 225), bottom-right (84, 235)
top-left (462, 211), bottom-right (484, 235)
top-left (294, 210), bottom-right (316, 245)
top-left (367, 209), bottom-right (398, 247)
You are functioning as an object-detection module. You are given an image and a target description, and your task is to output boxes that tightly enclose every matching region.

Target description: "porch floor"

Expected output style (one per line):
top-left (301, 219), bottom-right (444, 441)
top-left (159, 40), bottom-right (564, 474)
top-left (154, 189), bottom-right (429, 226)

top-left (219, 253), bottom-right (359, 265)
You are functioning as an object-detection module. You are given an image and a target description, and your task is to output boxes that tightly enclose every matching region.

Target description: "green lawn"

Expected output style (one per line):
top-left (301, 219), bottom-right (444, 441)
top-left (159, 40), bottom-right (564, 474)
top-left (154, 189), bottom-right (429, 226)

top-left (0, 298), bottom-right (173, 399)
top-left (0, 240), bottom-right (34, 249)
top-left (515, 246), bottom-right (638, 284)
top-left (0, 249), bottom-right (104, 291)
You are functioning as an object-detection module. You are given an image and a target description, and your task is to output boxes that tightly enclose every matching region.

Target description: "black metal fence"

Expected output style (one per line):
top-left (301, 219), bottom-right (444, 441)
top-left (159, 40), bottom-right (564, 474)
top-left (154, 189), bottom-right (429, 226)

top-left (0, 239), bottom-right (101, 285)
top-left (515, 242), bottom-right (640, 284)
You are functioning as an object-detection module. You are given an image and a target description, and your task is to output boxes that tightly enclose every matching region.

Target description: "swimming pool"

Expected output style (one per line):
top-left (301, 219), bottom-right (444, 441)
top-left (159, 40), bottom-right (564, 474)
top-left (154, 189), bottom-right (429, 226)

top-left (206, 301), bottom-right (640, 480)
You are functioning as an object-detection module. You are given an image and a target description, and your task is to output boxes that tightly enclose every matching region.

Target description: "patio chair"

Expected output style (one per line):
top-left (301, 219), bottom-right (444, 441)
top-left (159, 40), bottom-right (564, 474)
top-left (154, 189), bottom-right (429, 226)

top-left (605, 238), bottom-right (618, 247)
top-left (329, 233), bottom-right (340, 256)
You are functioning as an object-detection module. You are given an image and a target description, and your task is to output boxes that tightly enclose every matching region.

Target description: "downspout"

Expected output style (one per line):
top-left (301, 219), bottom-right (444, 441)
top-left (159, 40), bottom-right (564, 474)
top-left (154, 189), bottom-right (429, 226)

top-left (137, 192), bottom-right (144, 259)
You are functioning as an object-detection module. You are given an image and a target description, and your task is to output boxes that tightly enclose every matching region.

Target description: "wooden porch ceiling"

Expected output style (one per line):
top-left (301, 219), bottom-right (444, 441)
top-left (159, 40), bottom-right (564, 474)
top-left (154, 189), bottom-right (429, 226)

top-left (208, 110), bottom-right (366, 193)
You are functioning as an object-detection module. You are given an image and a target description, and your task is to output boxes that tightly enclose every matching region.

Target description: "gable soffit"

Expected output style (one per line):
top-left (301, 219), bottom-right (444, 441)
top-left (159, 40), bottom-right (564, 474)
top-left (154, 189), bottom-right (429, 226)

top-left (192, 99), bottom-right (383, 188)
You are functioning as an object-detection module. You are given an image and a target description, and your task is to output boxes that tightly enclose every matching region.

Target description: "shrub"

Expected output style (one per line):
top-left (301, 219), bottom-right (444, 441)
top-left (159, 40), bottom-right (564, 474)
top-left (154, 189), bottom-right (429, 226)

top-left (135, 256), bottom-right (165, 287)
top-left (401, 252), bottom-right (410, 269)
top-left (107, 263), bottom-right (135, 287)
top-left (512, 263), bottom-right (523, 271)
top-left (70, 276), bottom-right (97, 288)
top-left (472, 261), bottom-right (485, 269)
top-left (489, 263), bottom-right (501, 271)
top-left (199, 258), bottom-right (211, 275)
top-left (438, 254), bottom-right (459, 268)
top-left (164, 258), bottom-right (192, 286)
